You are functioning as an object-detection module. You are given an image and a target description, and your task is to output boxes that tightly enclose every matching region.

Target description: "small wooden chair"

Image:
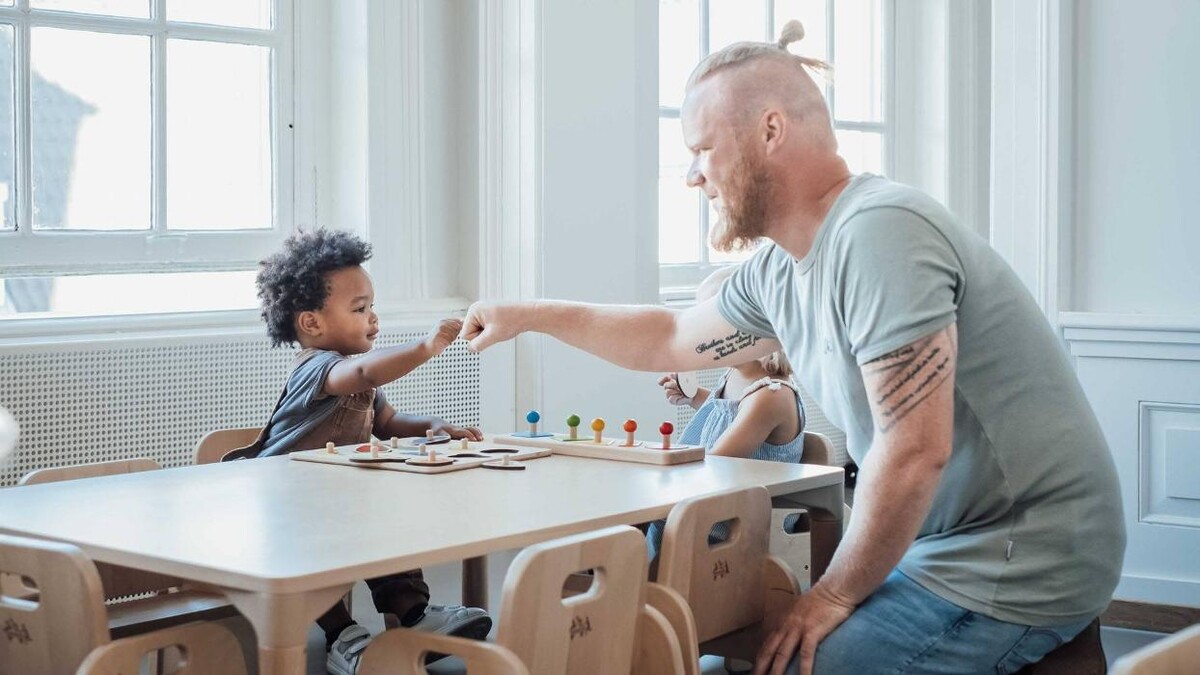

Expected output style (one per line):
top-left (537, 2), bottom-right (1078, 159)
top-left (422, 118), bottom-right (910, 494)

top-left (0, 534), bottom-right (247, 675)
top-left (1110, 623), bottom-right (1200, 675)
top-left (15, 459), bottom-right (236, 639)
top-left (358, 525), bottom-right (685, 675)
top-left (193, 426), bottom-right (261, 465)
top-left (78, 620), bottom-right (248, 675)
top-left (654, 486), bottom-right (801, 668)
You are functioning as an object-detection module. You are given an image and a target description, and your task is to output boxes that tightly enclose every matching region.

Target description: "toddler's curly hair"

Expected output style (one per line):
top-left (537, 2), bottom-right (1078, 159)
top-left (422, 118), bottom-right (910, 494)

top-left (256, 229), bottom-right (372, 347)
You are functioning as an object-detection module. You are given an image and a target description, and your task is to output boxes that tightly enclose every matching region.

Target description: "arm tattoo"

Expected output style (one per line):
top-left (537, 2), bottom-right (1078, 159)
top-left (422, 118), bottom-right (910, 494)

top-left (863, 327), bottom-right (956, 432)
top-left (695, 329), bottom-right (762, 361)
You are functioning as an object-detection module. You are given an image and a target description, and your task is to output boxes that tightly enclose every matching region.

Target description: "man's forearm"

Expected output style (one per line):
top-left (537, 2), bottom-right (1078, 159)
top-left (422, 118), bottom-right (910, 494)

top-left (812, 442), bottom-right (946, 607)
top-left (521, 300), bottom-right (682, 371)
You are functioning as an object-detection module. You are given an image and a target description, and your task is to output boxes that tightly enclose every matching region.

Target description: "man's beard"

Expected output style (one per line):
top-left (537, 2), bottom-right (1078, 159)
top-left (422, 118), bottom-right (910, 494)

top-left (709, 153), bottom-right (771, 253)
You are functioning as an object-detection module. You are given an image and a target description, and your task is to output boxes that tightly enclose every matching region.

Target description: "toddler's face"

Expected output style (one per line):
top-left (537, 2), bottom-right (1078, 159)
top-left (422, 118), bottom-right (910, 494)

top-left (312, 266), bottom-right (378, 355)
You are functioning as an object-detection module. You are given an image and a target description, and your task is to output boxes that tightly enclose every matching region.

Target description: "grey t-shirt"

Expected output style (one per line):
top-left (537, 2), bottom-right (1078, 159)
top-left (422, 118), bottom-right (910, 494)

top-left (718, 174), bottom-right (1125, 626)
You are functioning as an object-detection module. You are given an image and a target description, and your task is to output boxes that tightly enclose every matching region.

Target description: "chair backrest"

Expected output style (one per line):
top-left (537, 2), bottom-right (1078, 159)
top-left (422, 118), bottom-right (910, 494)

top-left (1111, 624), bottom-right (1200, 675)
top-left (193, 427), bottom-right (261, 465)
top-left (18, 457), bottom-right (161, 486)
top-left (657, 486), bottom-right (771, 643)
top-left (800, 431), bottom-right (834, 466)
top-left (77, 620), bottom-right (248, 675)
top-left (0, 534), bottom-right (111, 675)
top-left (16, 458), bottom-right (183, 600)
top-left (359, 629), bottom-right (531, 675)
top-left (496, 525), bottom-right (648, 675)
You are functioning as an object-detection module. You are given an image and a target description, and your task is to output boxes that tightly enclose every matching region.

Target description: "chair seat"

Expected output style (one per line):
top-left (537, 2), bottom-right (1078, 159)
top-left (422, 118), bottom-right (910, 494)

top-left (107, 589), bottom-right (238, 639)
top-left (1015, 618), bottom-right (1105, 675)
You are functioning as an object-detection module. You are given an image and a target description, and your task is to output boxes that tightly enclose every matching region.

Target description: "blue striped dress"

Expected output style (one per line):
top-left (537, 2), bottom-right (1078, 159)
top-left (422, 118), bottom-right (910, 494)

top-left (647, 373), bottom-right (807, 560)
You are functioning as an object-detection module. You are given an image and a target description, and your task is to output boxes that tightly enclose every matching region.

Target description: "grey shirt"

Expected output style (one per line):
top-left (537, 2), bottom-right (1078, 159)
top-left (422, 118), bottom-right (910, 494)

top-left (718, 174), bottom-right (1125, 626)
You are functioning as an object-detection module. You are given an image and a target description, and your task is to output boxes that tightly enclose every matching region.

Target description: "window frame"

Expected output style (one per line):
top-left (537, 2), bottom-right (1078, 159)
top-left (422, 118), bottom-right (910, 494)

top-left (0, 0), bottom-right (295, 277)
top-left (658, 0), bottom-right (895, 297)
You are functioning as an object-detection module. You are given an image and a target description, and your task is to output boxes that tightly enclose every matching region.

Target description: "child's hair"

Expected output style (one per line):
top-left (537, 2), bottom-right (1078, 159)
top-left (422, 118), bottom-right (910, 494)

top-left (697, 266), bottom-right (793, 379)
top-left (256, 228), bottom-right (373, 347)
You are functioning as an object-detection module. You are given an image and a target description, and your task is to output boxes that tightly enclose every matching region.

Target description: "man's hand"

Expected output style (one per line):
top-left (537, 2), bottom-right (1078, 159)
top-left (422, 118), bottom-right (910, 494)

top-left (754, 585), bottom-right (855, 675)
top-left (424, 318), bottom-right (463, 357)
top-left (429, 420), bottom-right (483, 442)
top-left (459, 301), bottom-right (529, 353)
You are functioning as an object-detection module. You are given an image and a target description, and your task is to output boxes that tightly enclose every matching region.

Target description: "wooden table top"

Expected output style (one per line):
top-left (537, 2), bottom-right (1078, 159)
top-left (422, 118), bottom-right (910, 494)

top-left (0, 454), bottom-right (842, 594)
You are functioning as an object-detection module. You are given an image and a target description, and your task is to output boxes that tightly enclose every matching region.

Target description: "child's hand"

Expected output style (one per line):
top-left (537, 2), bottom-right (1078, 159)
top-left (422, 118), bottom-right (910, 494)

top-left (658, 374), bottom-right (692, 406)
top-left (425, 318), bottom-right (463, 357)
top-left (429, 421), bottom-right (483, 442)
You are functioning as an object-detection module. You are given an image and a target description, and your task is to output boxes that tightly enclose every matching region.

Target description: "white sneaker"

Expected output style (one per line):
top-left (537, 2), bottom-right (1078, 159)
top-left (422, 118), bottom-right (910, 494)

top-left (326, 624), bottom-right (372, 675)
top-left (410, 604), bottom-right (492, 641)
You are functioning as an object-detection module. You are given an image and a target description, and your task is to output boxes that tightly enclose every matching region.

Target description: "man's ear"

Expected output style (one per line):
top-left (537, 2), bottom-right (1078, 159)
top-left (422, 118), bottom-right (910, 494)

top-left (296, 310), bottom-right (322, 338)
top-left (762, 109), bottom-right (786, 152)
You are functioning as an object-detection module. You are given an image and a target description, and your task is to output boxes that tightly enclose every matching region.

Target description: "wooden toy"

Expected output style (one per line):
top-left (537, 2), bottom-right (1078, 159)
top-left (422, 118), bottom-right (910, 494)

top-left (460, 437), bottom-right (470, 450)
top-left (390, 437), bottom-right (400, 448)
top-left (291, 442), bottom-right (550, 474)
top-left (566, 414), bottom-right (581, 440)
top-left (674, 371), bottom-right (700, 400)
top-left (511, 410), bottom-right (555, 438)
top-left (482, 451), bottom-right (525, 471)
top-left (326, 441), bottom-right (337, 454)
top-left (621, 419), bottom-right (642, 447)
top-left (591, 418), bottom-right (605, 444)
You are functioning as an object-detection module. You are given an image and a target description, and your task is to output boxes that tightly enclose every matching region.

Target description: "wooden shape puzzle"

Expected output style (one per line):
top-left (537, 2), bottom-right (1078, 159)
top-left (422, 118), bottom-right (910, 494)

top-left (290, 441), bottom-right (550, 474)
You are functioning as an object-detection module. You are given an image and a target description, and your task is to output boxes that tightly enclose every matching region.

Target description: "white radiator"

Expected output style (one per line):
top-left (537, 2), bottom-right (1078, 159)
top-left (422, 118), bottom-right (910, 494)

top-left (0, 330), bottom-right (481, 487)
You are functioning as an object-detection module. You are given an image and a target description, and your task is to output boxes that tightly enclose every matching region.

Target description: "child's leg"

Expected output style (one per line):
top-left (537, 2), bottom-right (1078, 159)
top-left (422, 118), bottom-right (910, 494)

top-left (365, 570), bottom-right (431, 626)
top-left (315, 599), bottom-right (357, 649)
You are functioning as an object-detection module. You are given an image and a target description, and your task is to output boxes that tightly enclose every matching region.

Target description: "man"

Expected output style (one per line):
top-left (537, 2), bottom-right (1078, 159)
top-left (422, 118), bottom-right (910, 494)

top-left (461, 22), bottom-right (1125, 675)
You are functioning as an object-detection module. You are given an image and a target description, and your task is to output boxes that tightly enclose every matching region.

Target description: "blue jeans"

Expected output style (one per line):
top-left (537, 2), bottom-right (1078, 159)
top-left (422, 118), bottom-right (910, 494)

top-left (794, 570), bottom-right (1093, 674)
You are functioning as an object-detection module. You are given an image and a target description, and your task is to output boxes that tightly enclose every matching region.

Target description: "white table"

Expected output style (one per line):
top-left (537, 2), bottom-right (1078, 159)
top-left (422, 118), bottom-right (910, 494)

top-left (0, 453), bottom-right (843, 674)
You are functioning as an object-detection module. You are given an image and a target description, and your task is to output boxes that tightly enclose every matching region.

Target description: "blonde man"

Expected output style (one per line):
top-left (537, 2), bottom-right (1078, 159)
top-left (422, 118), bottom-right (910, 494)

top-left (462, 21), bottom-right (1123, 675)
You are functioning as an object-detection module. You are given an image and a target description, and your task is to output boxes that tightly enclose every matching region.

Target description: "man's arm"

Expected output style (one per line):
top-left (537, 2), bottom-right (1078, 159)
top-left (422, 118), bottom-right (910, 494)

top-left (459, 297), bottom-right (781, 373)
top-left (755, 324), bottom-right (958, 675)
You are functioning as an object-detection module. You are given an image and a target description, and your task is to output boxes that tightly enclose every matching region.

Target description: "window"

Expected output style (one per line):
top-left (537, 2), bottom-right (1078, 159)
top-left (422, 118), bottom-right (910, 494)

top-left (0, 0), bottom-right (293, 319)
top-left (659, 0), bottom-right (890, 294)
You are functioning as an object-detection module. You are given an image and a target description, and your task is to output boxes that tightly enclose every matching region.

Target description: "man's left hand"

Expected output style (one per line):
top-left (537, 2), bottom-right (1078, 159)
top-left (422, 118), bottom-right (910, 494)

top-left (753, 584), bottom-right (855, 675)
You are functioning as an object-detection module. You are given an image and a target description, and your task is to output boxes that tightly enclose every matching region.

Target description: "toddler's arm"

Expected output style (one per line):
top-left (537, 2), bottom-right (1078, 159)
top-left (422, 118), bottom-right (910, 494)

top-left (373, 404), bottom-right (483, 442)
top-left (323, 318), bottom-right (461, 396)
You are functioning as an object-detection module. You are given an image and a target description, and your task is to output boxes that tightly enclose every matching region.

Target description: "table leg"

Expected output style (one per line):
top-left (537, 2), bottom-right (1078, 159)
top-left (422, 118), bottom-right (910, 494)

top-left (462, 555), bottom-right (488, 609)
top-left (773, 481), bottom-right (845, 584)
top-left (222, 584), bottom-right (353, 675)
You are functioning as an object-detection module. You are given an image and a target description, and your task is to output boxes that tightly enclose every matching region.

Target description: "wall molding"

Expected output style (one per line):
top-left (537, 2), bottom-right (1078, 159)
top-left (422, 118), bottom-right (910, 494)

top-left (1061, 312), bottom-right (1200, 361)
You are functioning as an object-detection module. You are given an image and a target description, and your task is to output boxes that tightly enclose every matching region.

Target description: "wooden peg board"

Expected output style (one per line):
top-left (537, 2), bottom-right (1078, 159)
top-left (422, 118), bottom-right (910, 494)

top-left (492, 433), bottom-right (705, 466)
top-left (289, 441), bottom-right (550, 474)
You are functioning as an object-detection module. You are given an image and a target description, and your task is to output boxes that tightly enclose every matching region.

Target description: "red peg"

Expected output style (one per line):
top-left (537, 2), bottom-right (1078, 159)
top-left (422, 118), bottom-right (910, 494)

top-left (623, 419), bottom-right (638, 433)
top-left (658, 421), bottom-right (674, 436)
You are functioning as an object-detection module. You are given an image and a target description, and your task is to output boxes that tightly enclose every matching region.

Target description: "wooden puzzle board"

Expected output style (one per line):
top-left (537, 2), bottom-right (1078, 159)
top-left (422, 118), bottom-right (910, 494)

top-left (493, 433), bottom-right (705, 465)
top-left (289, 440), bottom-right (551, 474)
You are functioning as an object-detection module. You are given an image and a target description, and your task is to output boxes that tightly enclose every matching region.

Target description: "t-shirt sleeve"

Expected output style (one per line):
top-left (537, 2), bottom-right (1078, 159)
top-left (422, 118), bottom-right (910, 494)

top-left (373, 388), bottom-right (388, 415)
top-left (286, 350), bottom-right (344, 409)
top-left (834, 207), bottom-right (964, 365)
top-left (717, 247), bottom-right (779, 340)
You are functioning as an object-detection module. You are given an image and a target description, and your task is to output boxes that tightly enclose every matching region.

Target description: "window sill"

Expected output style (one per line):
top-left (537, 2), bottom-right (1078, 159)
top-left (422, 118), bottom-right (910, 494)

top-left (0, 297), bottom-right (472, 350)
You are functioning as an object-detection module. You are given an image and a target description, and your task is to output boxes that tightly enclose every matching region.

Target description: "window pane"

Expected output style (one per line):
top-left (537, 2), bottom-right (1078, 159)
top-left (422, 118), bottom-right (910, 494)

top-left (0, 25), bottom-right (14, 231)
top-left (709, 0), bottom-right (768, 52)
top-left (833, 0), bottom-right (883, 122)
top-left (167, 39), bottom-right (272, 231)
top-left (835, 129), bottom-right (883, 175)
top-left (167, 0), bottom-right (272, 29)
top-left (0, 270), bottom-right (257, 318)
top-left (32, 28), bottom-right (150, 231)
top-left (659, 0), bottom-right (699, 108)
top-left (774, 0), bottom-right (828, 62)
top-left (659, 117), bottom-right (700, 264)
top-left (31, 0), bottom-right (149, 19)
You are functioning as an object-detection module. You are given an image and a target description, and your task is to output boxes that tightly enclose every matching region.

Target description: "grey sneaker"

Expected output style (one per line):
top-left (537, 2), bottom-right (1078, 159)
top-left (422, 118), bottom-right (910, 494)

top-left (326, 624), bottom-right (372, 675)
top-left (410, 604), bottom-right (492, 640)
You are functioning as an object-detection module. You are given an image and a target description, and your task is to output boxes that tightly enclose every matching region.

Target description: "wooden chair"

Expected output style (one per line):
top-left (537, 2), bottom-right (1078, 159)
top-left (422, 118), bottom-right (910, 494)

top-left (1015, 617), bottom-right (1106, 674)
top-left (358, 525), bottom-right (685, 675)
top-left (770, 431), bottom-right (852, 588)
top-left (1110, 623), bottom-right (1200, 675)
top-left (0, 534), bottom-right (247, 675)
top-left (193, 426), bottom-right (260, 465)
top-left (78, 620), bottom-right (248, 675)
top-left (653, 486), bottom-right (801, 668)
top-left (15, 459), bottom-right (237, 639)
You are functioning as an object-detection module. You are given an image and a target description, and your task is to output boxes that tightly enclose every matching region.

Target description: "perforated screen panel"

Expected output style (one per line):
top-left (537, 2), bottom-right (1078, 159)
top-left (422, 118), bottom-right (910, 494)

top-left (674, 368), bottom-right (848, 467)
top-left (0, 331), bottom-right (480, 487)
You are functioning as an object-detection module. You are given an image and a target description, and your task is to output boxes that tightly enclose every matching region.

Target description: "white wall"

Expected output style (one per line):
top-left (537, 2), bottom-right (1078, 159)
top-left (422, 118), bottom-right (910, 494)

top-left (1072, 1), bottom-right (1200, 315)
